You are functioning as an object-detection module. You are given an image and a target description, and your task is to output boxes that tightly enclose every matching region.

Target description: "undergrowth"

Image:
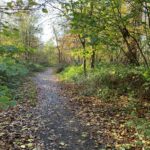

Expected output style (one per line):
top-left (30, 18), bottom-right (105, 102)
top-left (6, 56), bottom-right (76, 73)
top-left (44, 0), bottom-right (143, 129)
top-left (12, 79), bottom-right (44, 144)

top-left (59, 63), bottom-right (150, 149)
top-left (59, 63), bottom-right (150, 100)
top-left (0, 56), bottom-right (44, 110)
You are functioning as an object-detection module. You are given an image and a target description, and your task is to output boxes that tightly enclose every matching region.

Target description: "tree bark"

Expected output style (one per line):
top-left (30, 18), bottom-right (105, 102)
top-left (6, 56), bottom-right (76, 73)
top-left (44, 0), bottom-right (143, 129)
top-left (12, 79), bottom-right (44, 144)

top-left (91, 46), bottom-right (95, 68)
top-left (53, 26), bottom-right (61, 64)
top-left (119, 27), bottom-right (140, 66)
top-left (78, 35), bottom-right (87, 76)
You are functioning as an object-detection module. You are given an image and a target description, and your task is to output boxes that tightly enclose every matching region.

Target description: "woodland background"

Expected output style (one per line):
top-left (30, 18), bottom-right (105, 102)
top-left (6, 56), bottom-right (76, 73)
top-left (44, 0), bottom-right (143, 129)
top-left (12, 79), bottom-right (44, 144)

top-left (0, 0), bottom-right (150, 149)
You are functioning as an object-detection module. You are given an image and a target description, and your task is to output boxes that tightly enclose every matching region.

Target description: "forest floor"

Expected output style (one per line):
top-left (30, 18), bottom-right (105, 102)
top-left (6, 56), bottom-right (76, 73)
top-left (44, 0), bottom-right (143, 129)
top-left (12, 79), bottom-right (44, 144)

top-left (0, 68), bottom-right (149, 150)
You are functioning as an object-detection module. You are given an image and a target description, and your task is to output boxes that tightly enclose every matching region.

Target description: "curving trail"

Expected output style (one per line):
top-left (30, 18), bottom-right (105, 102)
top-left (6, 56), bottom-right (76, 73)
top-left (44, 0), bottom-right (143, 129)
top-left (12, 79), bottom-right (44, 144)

top-left (33, 68), bottom-right (100, 150)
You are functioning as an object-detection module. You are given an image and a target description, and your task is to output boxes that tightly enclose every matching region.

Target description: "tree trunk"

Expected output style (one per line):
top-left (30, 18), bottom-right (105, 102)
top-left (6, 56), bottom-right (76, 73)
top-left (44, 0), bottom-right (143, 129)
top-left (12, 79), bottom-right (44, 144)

top-left (91, 47), bottom-right (95, 68)
top-left (83, 43), bottom-right (87, 76)
top-left (53, 26), bottom-right (61, 64)
top-left (78, 35), bottom-right (87, 76)
top-left (120, 27), bottom-right (140, 66)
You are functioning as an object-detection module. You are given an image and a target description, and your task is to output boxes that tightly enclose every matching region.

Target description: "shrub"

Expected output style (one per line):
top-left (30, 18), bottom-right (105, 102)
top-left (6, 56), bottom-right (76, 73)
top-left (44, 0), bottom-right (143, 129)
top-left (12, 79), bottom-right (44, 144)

top-left (97, 87), bottom-right (117, 100)
top-left (0, 45), bottom-right (19, 56)
top-left (0, 57), bottom-right (29, 109)
top-left (27, 62), bottom-right (45, 72)
top-left (0, 86), bottom-right (16, 110)
top-left (59, 65), bottom-right (83, 82)
top-left (59, 63), bottom-right (150, 101)
top-left (55, 64), bottom-right (67, 73)
top-left (0, 57), bottom-right (28, 82)
top-left (0, 85), bottom-right (10, 97)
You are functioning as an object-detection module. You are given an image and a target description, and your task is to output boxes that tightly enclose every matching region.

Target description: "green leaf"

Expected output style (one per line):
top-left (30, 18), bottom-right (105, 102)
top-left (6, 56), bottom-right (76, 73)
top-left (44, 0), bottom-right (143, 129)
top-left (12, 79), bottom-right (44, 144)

top-left (16, 0), bottom-right (23, 6)
top-left (29, 0), bottom-right (38, 6)
top-left (7, 2), bottom-right (13, 8)
top-left (42, 8), bottom-right (48, 13)
top-left (144, 129), bottom-right (150, 138)
top-left (0, 96), bottom-right (10, 103)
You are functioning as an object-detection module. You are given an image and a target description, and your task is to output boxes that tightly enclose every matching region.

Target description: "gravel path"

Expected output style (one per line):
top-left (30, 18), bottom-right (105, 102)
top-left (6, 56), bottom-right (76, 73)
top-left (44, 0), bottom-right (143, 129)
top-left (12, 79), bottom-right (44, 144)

top-left (33, 68), bottom-right (100, 150)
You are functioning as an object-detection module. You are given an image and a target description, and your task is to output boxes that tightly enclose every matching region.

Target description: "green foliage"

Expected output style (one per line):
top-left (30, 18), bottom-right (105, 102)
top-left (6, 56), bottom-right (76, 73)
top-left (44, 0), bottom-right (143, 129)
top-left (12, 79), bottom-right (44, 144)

top-left (0, 45), bottom-right (19, 55)
top-left (97, 87), bottom-right (117, 101)
top-left (0, 56), bottom-right (43, 110)
top-left (60, 63), bottom-right (150, 149)
top-left (0, 86), bottom-right (10, 97)
top-left (60, 63), bottom-right (150, 100)
top-left (0, 86), bottom-right (16, 110)
top-left (126, 113), bottom-right (150, 148)
top-left (29, 0), bottom-right (38, 6)
top-left (7, 2), bottom-right (13, 8)
top-left (0, 57), bottom-right (28, 83)
top-left (42, 8), bottom-right (48, 13)
top-left (127, 117), bottom-right (150, 138)
top-left (0, 2), bottom-right (51, 111)
top-left (0, 96), bottom-right (16, 110)
top-left (60, 66), bottom-right (83, 82)
top-left (27, 62), bottom-right (45, 72)
top-left (0, 56), bottom-right (29, 109)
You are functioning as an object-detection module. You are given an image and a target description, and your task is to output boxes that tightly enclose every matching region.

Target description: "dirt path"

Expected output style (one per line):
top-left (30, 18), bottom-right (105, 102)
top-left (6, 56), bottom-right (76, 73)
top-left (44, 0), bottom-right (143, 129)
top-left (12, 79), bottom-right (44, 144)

top-left (33, 68), bottom-right (100, 150)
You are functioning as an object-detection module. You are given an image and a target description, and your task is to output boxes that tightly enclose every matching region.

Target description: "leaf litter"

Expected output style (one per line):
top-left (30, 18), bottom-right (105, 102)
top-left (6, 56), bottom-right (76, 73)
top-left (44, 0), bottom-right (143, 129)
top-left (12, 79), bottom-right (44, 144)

top-left (0, 69), bottom-right (149, 150)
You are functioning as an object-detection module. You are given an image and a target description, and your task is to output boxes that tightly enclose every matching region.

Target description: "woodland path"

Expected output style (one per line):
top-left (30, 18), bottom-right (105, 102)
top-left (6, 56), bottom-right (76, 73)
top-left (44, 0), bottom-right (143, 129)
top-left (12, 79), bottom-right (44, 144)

top-left (33, 68), bottom-right (101, 150)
